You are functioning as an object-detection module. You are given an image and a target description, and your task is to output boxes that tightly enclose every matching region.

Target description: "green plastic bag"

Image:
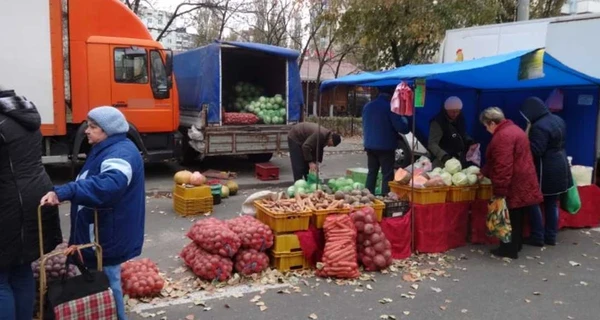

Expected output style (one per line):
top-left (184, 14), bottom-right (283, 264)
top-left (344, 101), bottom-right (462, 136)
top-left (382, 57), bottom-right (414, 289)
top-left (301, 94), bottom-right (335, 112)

top-left (306, 172), bottom-right (318, 185)
top-left (560, 186), bottom-right (581, 215)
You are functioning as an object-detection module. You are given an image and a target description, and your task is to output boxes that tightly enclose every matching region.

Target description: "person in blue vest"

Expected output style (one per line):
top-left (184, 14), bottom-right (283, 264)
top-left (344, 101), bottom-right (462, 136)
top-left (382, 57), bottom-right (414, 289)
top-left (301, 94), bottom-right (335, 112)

top-left (428, 96), bottom-right (475, 167)
top-left (362, 87), bottom-right (410, 195)
top-left (520, 97), bottom-right (573, 247)
top-left (41, 106), bottom-right (145, 320)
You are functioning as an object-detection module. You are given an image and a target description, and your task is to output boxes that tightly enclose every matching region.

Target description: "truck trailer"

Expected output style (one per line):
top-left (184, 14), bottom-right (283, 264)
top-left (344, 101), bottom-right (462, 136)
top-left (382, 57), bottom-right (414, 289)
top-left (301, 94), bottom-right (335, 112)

top-left (174, 41), bottom-right (304, 163)
top-left (0, 0), bottom-right (181, 166)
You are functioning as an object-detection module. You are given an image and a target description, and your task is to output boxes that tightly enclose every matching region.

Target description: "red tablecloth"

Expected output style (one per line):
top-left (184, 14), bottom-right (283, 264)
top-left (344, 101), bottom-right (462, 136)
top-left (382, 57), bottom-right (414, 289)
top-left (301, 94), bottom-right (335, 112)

top-left (414, 202), bottom-right (470, 253)
top-left (470, 200), bottom-right (500, 245)
top-left (380, 212), bottom-right (412, 259)
top-left (559, 185), bottom-right (600, 229)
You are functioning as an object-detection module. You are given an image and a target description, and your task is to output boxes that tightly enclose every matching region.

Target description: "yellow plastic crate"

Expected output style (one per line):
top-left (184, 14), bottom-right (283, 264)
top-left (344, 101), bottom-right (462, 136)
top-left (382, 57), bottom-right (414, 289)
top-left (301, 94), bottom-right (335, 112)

top-left (353, 199), bottom-right (385, 221)
top-left (389, 183), bottom-right (449, 205)
top-left (270, 251), bottom-right (310, 272)
top-left (477, 184), bottom-right (493, 200)
top-left (388, 181), bottom-right (410, 200)
top-left (311, 208), bottom-right (351, 228)
top-left (173, 184), bottom-right (211, 199)
top-left (173, 194), bottom-right (213, 216)
top-left (447, 186), bottom-right (478, 203)
top-left (272, 234), bottom-right (302, 254)
top-left (253, 201), bottom-right (312, 233)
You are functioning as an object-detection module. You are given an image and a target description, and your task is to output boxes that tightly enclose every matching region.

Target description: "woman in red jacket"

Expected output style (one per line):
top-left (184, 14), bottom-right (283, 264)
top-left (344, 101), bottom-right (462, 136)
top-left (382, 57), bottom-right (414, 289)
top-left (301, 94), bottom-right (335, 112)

top-left (480, 107), bottom-right (543, 259)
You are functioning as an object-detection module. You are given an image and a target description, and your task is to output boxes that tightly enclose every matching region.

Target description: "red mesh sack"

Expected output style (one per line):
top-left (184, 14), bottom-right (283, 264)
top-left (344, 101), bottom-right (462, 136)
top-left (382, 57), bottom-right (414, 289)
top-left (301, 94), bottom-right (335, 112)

top-left (187, 217), bottom-right (241, 257)
top-left (351, 206), bottom-right (393, 271)
top-left (316, 214), bottom-right (360, 279)
top-left (234, 249), bottom-right (270, 276)
top-left (226, 215), bottom-right (274, 251)
top-left (120, 258), bottom-right (164, 298)
top-left (180, 242), bottom-right (233, 282)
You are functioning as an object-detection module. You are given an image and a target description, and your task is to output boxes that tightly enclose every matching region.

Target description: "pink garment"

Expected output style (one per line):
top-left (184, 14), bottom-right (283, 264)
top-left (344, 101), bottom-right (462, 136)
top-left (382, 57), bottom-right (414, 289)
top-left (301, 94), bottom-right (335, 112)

top-left (391, 82), bottom-right (414, 116)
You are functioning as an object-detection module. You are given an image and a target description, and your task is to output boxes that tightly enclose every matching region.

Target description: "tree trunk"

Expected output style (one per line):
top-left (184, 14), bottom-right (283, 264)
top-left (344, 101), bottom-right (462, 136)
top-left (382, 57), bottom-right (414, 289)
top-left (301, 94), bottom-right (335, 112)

top-left (390, 40), bottom-right (401, 68)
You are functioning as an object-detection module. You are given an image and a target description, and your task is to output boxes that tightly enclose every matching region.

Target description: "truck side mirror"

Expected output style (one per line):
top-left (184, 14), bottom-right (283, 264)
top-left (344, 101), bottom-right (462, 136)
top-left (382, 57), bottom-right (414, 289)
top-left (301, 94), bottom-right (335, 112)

top-left (165, 50), bottom-right (173, 77)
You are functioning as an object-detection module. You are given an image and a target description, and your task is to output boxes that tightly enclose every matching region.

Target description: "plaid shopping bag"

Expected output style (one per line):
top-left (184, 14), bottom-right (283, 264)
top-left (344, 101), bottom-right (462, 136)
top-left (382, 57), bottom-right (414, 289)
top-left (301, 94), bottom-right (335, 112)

top-left (486, 197), bottom-right (512, 243)
top-left (47, 251), bottom-right (117, 320)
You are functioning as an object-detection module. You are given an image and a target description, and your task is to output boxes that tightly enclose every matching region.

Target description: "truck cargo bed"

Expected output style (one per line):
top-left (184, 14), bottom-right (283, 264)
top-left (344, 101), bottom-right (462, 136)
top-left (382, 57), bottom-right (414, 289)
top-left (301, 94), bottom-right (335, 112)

top-left (204, 125), bottom-right (290, 155)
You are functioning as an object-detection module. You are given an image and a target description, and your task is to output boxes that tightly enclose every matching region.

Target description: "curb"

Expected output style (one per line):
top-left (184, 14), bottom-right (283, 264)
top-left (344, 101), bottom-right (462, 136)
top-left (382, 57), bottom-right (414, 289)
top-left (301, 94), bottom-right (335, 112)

top-left (145, 180), bottom-right (294, 196)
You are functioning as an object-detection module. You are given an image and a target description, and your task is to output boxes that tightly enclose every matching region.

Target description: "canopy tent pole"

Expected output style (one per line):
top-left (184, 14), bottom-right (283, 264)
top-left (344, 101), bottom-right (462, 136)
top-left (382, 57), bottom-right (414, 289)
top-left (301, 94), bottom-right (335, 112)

top-left (410, 86), bottom-right (417, 253)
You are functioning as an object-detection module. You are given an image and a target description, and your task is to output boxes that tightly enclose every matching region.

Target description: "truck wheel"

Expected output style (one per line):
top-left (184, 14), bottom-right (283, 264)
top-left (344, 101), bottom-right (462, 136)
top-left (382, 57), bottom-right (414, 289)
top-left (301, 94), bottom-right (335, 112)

top-left (395, 139), bottom-right (411, 169)
top-left (248, 153), bottom-right (273, 163)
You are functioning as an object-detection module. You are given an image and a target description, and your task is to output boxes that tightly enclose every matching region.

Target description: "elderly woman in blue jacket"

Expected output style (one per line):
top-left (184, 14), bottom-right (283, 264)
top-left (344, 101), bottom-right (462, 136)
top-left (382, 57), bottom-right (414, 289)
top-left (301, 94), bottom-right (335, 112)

top-left (41, 106), bottom-right (145, 320)
top-left (520, 97), bottom-right (573, 247)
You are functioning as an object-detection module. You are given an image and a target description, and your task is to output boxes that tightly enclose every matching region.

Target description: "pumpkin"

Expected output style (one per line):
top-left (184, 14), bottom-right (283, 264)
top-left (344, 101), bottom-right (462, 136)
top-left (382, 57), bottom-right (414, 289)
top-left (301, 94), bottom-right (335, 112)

top-left (189, 171), bottom-right (206, 186)
top-left (221, 185), bottom-right (230, 198)
top-left (225, 180), bottom-right (239, 196)
top-left (174, 170), bottom-right (193, 184)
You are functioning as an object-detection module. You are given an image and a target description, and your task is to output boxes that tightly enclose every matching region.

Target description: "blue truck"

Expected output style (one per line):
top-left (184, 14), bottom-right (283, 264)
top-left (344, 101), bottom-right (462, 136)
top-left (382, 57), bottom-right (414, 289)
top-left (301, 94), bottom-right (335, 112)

top-left (174, 41), bottom-right (304, 163)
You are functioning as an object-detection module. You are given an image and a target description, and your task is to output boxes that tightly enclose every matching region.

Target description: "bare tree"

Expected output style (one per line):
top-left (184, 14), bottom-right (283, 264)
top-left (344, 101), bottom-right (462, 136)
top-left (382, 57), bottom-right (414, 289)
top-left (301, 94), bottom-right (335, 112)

top-left (242, 0), bottom-right (301, 47)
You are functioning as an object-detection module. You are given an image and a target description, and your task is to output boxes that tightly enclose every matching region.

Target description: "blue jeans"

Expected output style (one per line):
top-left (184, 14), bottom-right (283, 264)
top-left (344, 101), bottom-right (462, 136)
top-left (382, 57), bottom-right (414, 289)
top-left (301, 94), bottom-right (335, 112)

top-left (103, 265), bottom-right (127, 320)
top-left (529, 194), bottom-right (559, 243)
top-left (0, 263), bottom-right (35, 320)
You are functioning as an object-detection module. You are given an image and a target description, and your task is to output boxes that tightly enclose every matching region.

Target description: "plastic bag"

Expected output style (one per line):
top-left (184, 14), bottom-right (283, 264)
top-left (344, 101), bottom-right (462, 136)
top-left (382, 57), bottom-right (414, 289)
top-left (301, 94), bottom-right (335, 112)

top-left (187, 218), bottom-right (241, 257)
top-left (486, 197), bottom-right (512, 243)
top-left (316, 214), bottom-right (360, 279)
top-left (560, 186), bottom-right (581, 214)
top-left (241, 191), bottom-right (279, 216)
top-left (545, 88), bottom-right (564, 112)
top-left (226, 215), bottom-right (274, 251)
top-left (180, 242), bottom-right (233, 282)
top-left (466, 143), bottom-right (481, 166)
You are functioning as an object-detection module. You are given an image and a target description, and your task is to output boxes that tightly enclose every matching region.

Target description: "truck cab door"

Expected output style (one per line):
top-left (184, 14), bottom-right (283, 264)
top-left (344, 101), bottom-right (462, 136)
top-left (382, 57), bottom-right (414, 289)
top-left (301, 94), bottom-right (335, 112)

top-left (110, 46), bottom-right (175, 133)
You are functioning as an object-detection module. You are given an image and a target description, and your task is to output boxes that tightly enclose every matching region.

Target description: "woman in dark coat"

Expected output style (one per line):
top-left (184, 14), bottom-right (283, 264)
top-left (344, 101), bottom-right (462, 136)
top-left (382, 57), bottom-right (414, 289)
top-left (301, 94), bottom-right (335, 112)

top-left (520, 97), bottom-right (573, 246)
top-left (480, 107), bottom-right (543, 259)
top-left (0, 88), bottom-right (62, 319)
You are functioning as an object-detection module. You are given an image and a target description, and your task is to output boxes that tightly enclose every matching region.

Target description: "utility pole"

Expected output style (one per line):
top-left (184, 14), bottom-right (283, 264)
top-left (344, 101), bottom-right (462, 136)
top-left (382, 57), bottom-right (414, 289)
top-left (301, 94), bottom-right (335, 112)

top-left (517, 0), bottom-right (530, 21)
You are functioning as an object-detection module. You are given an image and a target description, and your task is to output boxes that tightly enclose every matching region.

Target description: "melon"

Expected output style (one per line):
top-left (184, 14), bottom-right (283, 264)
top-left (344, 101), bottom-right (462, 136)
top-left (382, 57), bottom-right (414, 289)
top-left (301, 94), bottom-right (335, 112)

top-left (174, 170), bottom-right (192, 184)
top-left (226, 180), bottom-right (239, 195)
top-left (221, 185), bottom-right (230, 198)
top-left (189, 171), bottom-right (206, 186)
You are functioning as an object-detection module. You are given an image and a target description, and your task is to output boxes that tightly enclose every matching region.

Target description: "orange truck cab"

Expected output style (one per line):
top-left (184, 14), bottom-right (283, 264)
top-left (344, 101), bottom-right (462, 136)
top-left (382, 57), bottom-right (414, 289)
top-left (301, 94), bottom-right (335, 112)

top-left (0, 0), bottom-right (181, 165)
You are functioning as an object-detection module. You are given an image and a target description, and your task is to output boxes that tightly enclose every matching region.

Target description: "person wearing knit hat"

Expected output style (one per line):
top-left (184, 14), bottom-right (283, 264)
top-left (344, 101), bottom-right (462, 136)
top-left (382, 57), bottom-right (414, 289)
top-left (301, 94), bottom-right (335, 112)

top-left (41, 106), bottom-right (144, 320)
top-left (428, 96), bottom-right (476, 167)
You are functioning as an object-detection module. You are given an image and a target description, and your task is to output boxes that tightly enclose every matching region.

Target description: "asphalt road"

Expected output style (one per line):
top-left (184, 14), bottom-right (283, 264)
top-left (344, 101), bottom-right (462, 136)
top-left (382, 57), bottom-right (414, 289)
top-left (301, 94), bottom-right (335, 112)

top-left (54, 195), bottom-right (600, 320)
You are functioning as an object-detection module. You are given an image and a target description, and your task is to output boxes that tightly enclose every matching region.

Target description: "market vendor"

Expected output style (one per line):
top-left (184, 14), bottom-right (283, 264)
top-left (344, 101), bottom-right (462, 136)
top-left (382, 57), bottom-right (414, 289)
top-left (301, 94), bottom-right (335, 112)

top-left (428, 96), bottom-right (475, 167)
top-left (287, 122), bottom-right (342, 181)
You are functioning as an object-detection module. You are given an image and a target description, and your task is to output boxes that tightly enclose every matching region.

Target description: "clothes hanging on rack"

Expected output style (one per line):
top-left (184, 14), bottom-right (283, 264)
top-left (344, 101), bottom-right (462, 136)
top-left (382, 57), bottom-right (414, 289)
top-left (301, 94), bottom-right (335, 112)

top-left (391, 81), bottom-right (414, 116)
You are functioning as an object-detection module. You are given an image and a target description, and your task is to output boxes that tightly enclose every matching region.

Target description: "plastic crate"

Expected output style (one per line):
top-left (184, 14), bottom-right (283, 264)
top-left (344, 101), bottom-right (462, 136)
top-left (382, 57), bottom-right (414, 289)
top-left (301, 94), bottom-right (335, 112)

top-left (388, 182), bottom-right (410, 200)
top-left (353, 199), bottom-right (386, 221)
top-left (447, 186), bottom-right (478, 202)
top-left (389, 183), bottom-right (449, 205)
top-left (253, 201), bottom-right (312, 233)
top-left (272, 234), bottom-right (302, 254)
top-left (382, 200), bottom-right (410, 218)
top-left (477, 184), bottom-right (493, 200)
top-left (255, 162), bottom-right (280, 181)
top-left (173, 184), bottom-right (211, 199)
top-left (270, 251), bottom-right (310, 272)
top-left (173, 194), bottom-right (214, 216)
top-left (311, 208), bottom-right (351, 228)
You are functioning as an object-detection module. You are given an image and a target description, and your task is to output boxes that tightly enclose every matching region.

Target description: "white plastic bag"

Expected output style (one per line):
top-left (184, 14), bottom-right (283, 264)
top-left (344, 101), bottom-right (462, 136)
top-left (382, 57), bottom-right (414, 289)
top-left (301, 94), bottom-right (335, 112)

top-left (466, 143), bottom-right (481, 166)
top-left (241, 191), bottom-right (279, 216)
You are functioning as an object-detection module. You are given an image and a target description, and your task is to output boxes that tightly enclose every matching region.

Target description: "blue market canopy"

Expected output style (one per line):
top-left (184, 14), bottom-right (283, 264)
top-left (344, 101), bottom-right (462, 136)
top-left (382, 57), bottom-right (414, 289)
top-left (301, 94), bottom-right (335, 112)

top-left (320, 49), bottom-right (600, 91)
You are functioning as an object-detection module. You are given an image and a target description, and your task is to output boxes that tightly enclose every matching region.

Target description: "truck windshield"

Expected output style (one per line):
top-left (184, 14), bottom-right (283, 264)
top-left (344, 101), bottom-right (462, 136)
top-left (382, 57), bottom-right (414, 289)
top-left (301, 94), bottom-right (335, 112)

top-left (150, 50), bottom-right (169, 99)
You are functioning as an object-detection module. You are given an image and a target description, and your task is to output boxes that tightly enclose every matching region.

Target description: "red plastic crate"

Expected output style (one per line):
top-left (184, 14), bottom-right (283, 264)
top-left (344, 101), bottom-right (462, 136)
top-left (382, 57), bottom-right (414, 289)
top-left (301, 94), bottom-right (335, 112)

top-left (255, 162), bottom-right (280, 181)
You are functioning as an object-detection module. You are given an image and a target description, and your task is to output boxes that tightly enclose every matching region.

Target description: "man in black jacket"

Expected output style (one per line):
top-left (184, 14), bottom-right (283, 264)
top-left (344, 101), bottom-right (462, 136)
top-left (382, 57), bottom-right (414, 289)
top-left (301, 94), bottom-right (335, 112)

top-left (428, 96), bottom-right (474, 167)
top-left (287, 122), bottom-right (342, 181)
top-left (0, 88), bottom-right (62, 319)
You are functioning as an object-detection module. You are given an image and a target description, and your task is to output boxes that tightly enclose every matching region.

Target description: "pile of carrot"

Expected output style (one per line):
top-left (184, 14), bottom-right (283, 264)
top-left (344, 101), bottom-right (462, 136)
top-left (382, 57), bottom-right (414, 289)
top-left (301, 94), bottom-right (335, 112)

top-left (316, 214), bottom-right (360, 279)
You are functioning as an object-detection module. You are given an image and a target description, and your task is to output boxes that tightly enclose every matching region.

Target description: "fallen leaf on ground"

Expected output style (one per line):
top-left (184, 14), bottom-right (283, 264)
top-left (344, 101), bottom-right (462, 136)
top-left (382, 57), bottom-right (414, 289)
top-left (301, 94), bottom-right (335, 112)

top-left (379, 298), bottom-right (393, 304)
top-left (185, 315), bottom-right (194, 320)
top-left (203, 307), bottom-right (211, 311)
top-left (525, 299), bottom-right (531, 303)
top-left (256, 302), bottom-right (265, 307)
top-left (559, 273), bottom-right (566, 276)
top-left (533, 292), bottom-right (541, 296)
top-left (431, 287), bottom-right (442, 293)
top-left (403, 311), bottom-right (410, 315)
top-left (445, 299), bottom-right (452, 304)
top-left (580, 281), bottom-right (589, 286)
top-left (355, 288), bottom-right (364, 293)
top-left (259, 306), bottom-right (268, 312)
top-left (440, 306), bottom-right (447, 311)
top-left (308, 313), bottom-right (318, 319)
top-left (411, 284), bottom-right (419, 290)
top-left (366, 284), bottom-right (373, 290)
top-left (461, 309), bottom-right (468, 314)
top-left (554, 301), bottom-right (563, 305)
top-left (569, 261), bottom-right (581, 267)
top-left (324, 292), bottom-right (330, 297)
top-left (250, 295), bottom-right (261, 303)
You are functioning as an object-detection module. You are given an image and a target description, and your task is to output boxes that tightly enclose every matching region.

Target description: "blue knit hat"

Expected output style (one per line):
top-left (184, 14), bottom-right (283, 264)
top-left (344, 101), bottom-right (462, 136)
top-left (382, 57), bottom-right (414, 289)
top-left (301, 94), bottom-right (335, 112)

top-left (87, 106), bottom-right (129, 136)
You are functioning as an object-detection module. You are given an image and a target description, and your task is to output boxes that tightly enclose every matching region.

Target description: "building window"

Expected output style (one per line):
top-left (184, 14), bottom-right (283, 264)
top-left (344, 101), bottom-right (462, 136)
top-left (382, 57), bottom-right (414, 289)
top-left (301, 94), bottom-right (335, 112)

top-left (114, 48), bottom-right (148, 84)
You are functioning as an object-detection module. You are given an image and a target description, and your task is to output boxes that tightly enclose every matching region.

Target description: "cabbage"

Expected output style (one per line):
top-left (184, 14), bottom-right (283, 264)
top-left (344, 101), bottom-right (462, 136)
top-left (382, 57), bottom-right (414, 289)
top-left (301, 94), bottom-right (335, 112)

top-left (353, 182), bottom-right (364, 190)
top-left (309, 183), bottom-right (317, 192)
top-left (287, 186), bottom-right (295, 197)
top-left (294, 179), bottom-right (308, 188)
top-left (451, 172), bottom-right (468, 186)
top-left (465, 165), bottom-right (480, 175)
top-left (466, 174), bottom-right (478, 186)
top-left (428, 171), bottom-right (440, 179)
top-left (432, 167), bottom-right (443, 174)
top-left (296, 187), bottom-right (307, 195)
top-left (440, 172), bottom-right (453, 186)
top-left (480, 177), bottom-right (492, 185)
top-left (342, 186), bottom-right (353, 192)
top-left (444, 158), bottom-right (462, 175)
